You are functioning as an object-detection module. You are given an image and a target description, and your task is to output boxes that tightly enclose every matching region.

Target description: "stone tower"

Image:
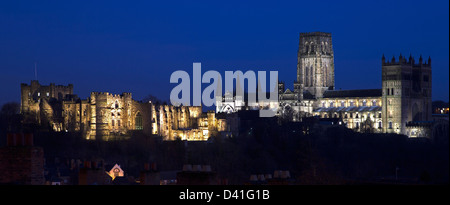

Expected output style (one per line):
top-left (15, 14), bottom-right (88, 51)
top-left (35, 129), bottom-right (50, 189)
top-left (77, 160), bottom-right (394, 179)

top-left (297, 32), bottom-right (334, 98)
top-left (381, 54), bottom-right (432, 135)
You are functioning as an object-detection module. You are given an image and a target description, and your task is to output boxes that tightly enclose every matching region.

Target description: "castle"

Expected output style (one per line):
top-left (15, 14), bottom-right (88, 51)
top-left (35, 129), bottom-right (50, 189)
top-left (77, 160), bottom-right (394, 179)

top-left (216, 32), bottom-right (433, 138)
top-left (20, 81), bottom-right (227, 141)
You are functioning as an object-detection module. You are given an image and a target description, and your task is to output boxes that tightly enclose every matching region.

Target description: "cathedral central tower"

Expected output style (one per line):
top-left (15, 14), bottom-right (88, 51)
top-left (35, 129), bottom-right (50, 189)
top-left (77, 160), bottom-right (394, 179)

top-left (297, 32), bottom-right (334, 98)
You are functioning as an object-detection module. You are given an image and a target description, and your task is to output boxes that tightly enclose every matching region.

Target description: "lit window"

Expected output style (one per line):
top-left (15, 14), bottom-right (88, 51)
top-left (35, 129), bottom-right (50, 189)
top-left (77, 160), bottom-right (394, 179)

top-left (38, 92), bottom-right (40, 97)
top-left (135, 113), bottom-right (143, 130)
top-left (46, 92), bottom-right (49, 97)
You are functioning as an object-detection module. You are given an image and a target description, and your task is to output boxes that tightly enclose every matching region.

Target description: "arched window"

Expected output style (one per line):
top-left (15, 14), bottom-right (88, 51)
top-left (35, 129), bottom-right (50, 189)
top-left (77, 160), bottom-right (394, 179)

top-left (305, 66), bottom-right (309, 86)
top-left (135, 112), bottom-right (143, 130)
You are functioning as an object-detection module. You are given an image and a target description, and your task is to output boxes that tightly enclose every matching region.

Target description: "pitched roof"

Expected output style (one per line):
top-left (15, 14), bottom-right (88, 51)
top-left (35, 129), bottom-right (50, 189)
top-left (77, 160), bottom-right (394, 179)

top-left (322, 89), bottom-right (382, 98)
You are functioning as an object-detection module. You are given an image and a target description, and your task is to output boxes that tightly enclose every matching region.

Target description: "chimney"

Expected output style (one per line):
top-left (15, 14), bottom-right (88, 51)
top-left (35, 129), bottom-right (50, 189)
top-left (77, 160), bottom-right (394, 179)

top-left (274, 170), bottom-right (281, 178)
top-left (92, 161), bottom-right (98, 169)
top-left (24, 133), bottom-right (33, 146)
top-left (15, 133), bottom-right (25, 146)
top-left (84, 161), bottom-right (91, 169)
top-left (6, 133), bottom-right (14, 146)
top-left (258, 174), bottom-right (265, 181)
top-left (281, 171), bottom-right (291, 179)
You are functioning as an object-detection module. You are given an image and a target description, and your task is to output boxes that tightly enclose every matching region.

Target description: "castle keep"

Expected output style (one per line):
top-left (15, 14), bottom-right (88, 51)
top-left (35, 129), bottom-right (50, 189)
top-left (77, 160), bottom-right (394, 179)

top-left (20, 81), bottom-right (226, 141)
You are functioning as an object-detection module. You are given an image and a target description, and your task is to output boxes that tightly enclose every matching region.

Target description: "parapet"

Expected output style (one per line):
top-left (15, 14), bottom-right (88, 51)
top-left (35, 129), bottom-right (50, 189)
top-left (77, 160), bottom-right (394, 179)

top-left (382, 54), bottom-right (431, 67)
top-left (300, 32), bottom-right (332, 37)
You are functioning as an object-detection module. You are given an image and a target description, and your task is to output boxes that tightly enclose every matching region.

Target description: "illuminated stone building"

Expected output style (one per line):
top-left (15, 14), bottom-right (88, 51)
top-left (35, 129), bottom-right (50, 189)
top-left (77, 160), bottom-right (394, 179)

top-left (20, 81), bottom-right (226, 141)
top-left (217, 32), bottom-right (433, 138)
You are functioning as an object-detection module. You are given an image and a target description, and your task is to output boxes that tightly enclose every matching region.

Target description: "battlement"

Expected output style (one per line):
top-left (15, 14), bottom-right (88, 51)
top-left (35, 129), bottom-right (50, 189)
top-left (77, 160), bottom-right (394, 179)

top-left (91, 92), bottom-right (132, 98)
top-left (50, 83), bottom-right (73, 88)
top-left (300, 32), bottom-right (331, 37)
top-left (22, 80), bottom-right (73, 89)
top-left (382, 54), bottom-right (431, 67)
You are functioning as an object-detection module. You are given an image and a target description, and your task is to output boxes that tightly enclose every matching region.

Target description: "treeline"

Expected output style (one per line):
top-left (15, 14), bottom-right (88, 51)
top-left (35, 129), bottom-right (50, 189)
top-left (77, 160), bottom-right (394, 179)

top-left (0, 102), bottom-right (448, 184)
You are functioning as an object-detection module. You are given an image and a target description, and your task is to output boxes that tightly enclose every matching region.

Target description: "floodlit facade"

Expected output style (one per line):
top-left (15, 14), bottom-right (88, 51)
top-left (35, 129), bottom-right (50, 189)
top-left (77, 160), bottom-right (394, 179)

top-left (216, 32), bottom-right (433, 137)
top-left (20, 81), bottom-right (226, 141)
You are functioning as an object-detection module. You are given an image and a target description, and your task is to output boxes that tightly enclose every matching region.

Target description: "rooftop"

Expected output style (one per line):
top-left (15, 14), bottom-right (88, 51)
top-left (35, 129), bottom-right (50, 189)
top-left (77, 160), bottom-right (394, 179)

top-left (323, 89), bottom-right (382, 98)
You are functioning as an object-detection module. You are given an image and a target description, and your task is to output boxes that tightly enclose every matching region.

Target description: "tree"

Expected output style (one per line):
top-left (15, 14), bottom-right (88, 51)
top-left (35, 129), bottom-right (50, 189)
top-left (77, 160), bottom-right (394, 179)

top-left (360, 117), bottom-right (374, 133)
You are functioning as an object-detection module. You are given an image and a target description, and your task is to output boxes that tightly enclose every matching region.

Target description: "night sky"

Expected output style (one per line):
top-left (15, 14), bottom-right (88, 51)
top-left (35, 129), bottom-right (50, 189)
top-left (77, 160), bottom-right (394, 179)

top-left (0, 0), bottom-right (448, 108)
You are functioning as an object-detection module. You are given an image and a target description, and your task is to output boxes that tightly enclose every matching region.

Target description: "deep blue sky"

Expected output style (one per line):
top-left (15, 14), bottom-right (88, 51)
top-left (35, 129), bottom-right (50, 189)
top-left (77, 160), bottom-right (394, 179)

top-left (0, 0), bottom-right (448, 108)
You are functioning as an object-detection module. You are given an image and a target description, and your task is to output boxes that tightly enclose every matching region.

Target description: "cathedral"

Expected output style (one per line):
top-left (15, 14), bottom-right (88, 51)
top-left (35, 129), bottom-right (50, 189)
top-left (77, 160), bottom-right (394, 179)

top-left (20, 81), bottom-right (227, 141)
top-left (216, 32), bottom-right (433, 138)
